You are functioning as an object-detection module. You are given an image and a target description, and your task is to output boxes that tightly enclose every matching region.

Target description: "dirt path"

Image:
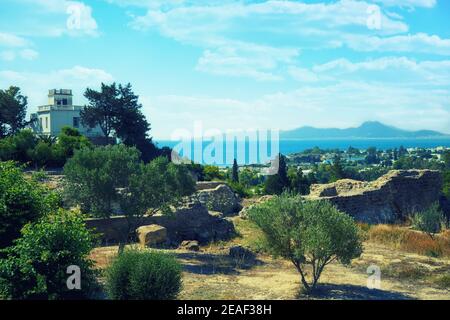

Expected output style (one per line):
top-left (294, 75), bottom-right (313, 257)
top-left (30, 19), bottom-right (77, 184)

top-left (176, 242), bottom-right (449, 300)
top-left (91, 241), bottom-right (450, 300)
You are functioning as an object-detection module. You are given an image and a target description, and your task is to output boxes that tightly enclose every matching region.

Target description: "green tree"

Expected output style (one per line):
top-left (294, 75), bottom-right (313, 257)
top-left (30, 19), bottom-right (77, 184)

top-left (412, 203), bottom-right (446, 239)
top-left (248, 194), bottom-right (362, 292)
top-left (63, 144), bottom-right (141, 217)
top-left (52, 126), bottom-right (91, 166)
top-left (231, 159), bottom-right (239, 183)
top-left (0, 86), bottom-right (28, 138)
top-left (0, 210), bottom-right (99, 299)
top-left (81, 83), bottom-right (160, 162)
top-left (288, 167), bottom-right (310, 195)
top-left (203, 165), bottom-right (223, 181)
top-left (365, 147), bottom-right (379, 165)
top-left (0, 161), bottom-right (59, 248)
top-left (120, 156), bottom-right (196, 241)
top-left (330, 155), bottom-right (345, 182)
top-left (264, 154), bottom-right (289, 195)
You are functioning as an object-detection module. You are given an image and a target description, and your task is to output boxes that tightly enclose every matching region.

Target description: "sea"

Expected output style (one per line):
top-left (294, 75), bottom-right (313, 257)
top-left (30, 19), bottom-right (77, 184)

top-left (155, 138), bottom-right (450, 166)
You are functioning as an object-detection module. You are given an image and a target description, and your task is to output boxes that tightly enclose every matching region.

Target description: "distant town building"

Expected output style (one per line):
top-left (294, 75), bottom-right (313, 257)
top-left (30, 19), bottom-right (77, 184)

top-left (30, 89), bottom-right (102, 137)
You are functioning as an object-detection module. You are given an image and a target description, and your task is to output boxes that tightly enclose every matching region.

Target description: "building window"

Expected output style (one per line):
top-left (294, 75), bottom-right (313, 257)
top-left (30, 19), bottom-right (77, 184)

top-left (45, 117), bottom-right (48, 129)
top-left (63, 98), bottom-right (68, 105)
top-left (40, 118), bottom-right (43, 130)
top-left (73, 117), bottom-right (80, 128)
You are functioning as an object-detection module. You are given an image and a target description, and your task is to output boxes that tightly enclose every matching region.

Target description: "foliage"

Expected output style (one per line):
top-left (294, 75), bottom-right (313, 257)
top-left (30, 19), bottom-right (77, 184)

top-left (287, 167), bottom-right (310, 195)
top-left (0, 161), bottom-right (60, 248)
top-left (228, 181), bottom-right (251, 198)
top-left (0, 86), bottom-right (28, 138)
top-left (264, 154), bottom-right (289, 195)
top-left (81, 82), bottom-right (160, 162)
top-left (106, 249), bottom-right (182, 300)
top-left (232, 159), bottom-right (239, 183)
top-left (239, 168), bottom-right (264, 187)
top-left (0, 127), bottom-right (90, 168)
top-left (63, 144), bottom-right (141, 217)
top-left (120, 156), bottom-right (196, 239)
top-left (64, 145), bottom-right (195, 241)
top-left (203, 165), bottom-right (224, 181)
top-left (0, 210), bottom-right (99, 300)
top-left (412, 203), bottom-right (446, 239)
top-left (52, 126), bottom-right (92, 165)
top-left (248, 194), bottom-right (362, 292)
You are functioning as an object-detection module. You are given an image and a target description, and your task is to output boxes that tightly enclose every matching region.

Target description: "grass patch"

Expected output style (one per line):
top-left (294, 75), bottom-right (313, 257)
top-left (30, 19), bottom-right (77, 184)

top-left (384, 264), bottom-right (427, 281)
top-left (432, 274), bottom-right (450, 289)
top-left (232, 218), bottom-right (268, 254)
top-left (368, 225), bottom-right (450, 257)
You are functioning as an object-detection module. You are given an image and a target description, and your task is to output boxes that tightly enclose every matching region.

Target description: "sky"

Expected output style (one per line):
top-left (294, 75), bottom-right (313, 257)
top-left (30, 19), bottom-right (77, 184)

top-left (0, 0), bottom-right (449, 139)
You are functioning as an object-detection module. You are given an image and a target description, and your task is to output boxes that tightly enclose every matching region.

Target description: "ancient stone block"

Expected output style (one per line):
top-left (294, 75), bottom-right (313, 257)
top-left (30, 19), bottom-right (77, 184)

top-left (136, 224), bottom-right (167, 247)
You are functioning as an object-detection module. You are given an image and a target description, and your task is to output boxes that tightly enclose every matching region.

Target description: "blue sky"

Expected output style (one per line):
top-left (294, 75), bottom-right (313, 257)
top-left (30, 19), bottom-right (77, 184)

top-left (0, 0), bottom-right (449, 139)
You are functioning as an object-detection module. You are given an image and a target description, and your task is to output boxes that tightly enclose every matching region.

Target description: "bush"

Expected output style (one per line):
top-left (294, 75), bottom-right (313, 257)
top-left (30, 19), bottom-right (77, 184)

top-left (0, 161), bottom-right (60, 248)
top-left (248, 194), bottom-right (362, 292)
top-left (0, 210), bottom-right (99, 299)
top-left (228, 181), bottom-right (251, 198)
top-left (412, 203), bottom-right (446, 238)
top-left (106, 249), bottom-right (182, 300)
top-left (63, 144), bottom-right (142, 217)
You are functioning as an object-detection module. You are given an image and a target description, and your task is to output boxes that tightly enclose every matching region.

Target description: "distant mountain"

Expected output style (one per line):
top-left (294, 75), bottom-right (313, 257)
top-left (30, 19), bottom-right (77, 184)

top-left (280, 121), bottom-right (450, 139)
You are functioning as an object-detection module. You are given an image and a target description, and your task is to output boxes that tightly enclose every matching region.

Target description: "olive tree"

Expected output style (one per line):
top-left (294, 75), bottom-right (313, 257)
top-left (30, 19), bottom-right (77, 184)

top-left (248, 194), bottom-right (362, 292)
top-left (64, 145), bottom-right (196, 244)
top-left (412, 202), bottom-right (445, 239)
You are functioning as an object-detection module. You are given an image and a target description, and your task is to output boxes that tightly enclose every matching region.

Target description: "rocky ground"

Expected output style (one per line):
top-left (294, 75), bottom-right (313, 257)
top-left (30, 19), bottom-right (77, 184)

top-left (90, 217), bottom-right (450, 300)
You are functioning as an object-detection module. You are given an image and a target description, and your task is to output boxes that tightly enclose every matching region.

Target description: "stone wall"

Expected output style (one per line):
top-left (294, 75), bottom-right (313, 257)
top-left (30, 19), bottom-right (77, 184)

top-left (308, 170), bottom-right (442, 224)
top-left (85, 203), bottom-right (234, 246)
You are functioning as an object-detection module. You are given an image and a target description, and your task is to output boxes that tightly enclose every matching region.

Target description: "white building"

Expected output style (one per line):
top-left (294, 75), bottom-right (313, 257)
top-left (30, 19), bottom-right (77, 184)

top-left (31, 89), bottom-right (102, 137)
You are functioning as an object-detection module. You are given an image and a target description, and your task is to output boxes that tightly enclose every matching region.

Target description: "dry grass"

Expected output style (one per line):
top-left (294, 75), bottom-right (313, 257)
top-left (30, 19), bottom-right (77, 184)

top-left (368, 225), bottom-right (450, 257)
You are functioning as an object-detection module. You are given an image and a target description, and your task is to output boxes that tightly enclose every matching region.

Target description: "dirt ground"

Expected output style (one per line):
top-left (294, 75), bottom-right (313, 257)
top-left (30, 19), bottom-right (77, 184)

top-left (90, 220), bottom-right (450, 300)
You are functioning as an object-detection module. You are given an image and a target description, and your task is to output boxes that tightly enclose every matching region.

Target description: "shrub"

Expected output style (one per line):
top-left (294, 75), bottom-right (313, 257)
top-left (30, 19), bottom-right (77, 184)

top-left (0, 210), bottom-right (99, 300)
top-left (228, 181), bottom-right (251, 198)
top-left (412, 203), bottom-right (446, 238)
top-left (63, 144), bottom-right (141, 217)
top-left (106, 249), bottom-right (182, 300)
top-left (0, 161), bottom-right (59, 248)
top-left (203, 165), bottom-right (224, 181)
top-left (248, 194), bottom-right (362, 292)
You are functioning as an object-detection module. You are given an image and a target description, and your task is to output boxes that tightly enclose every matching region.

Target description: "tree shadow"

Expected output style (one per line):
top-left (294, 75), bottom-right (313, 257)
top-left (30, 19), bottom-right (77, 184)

top-left (301, 283), bottom-right (415, 300)
top-left (174, 252), bottom-right (263, 275)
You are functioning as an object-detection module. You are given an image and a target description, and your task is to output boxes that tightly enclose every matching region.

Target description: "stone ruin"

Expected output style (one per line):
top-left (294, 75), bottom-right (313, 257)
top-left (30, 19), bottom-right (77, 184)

top-left (307, 170), bottom-right (443, 224)
top-left (86, 182), bottom-right (242, 246)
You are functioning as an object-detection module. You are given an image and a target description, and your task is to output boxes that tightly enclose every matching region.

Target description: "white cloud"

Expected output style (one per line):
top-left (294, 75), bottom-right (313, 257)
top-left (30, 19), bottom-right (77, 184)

top-left (19, 49), bottom-right (39, 60)
top-left (373, 0), bottom-right (436, 9)
top-left (121, 0), bottom-right (412, 80)
top-left (0, 51), bottom-right (16, 61)
top-left (144, 79), bottom-right (450, 139)
top-left (0, 32), bottom-right (29, 47)
top-left (196, 42), bottom-right (299, 81)
top-left (0, 33), bottom-right (38, 62)
top-left (4, 0), bottom-right (99, 37)
top-left (345, 33), bottom-right (450, 55)
top-left (288, 66), bottom-right (319, 83)
top-left (0, 66), bottom-right (114, 108)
